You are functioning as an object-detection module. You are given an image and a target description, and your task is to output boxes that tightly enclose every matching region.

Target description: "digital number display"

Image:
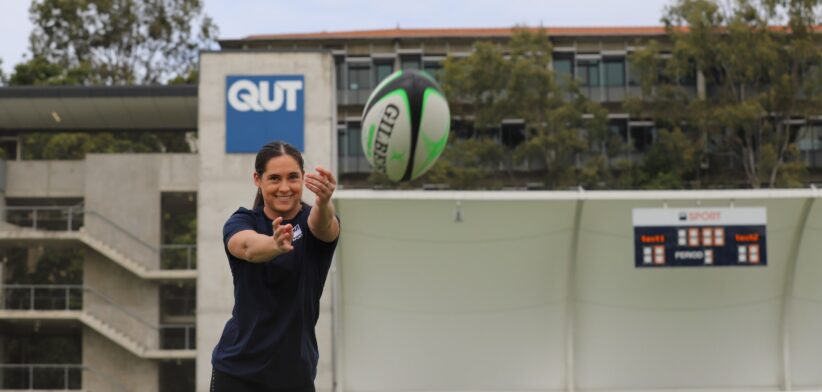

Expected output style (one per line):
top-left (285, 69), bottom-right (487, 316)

top-left (633, 208), bottom-right (767, 267)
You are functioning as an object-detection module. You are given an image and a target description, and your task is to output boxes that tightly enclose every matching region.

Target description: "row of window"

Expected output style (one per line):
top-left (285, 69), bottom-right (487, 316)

top-left (334, 53), bottom-right (697, 96)
top-left (336, 55), bottom-right (443, 92)
top-left (338, 119), bottom-right (655, 158)
top-left (337, 120), bottom-right (822, 173)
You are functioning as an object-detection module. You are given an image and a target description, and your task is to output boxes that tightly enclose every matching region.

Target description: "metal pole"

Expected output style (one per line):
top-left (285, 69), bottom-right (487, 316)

top-left (65, 287), bottom-right (69, 310)
top-left (30, 286), bottom-right (34, 310)
top-left (67, 207), bottom-right (73, 231)
top-left (32, 208), bottom-right (37, 230)
top-left (188, 246), bottom-right (192, 269)
top-left (185, 326), bottom-right (190, 349)
top-left (29, 366), bottom-right (33, 389)
top-left (64, 366), bottom-right (69, 390)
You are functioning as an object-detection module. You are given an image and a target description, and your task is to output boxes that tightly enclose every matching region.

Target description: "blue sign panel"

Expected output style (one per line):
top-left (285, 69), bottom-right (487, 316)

top-left (225, 75), bottom-right (305, 152)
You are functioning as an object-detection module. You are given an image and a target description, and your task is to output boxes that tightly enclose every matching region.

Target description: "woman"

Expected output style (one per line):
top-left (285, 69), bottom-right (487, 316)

top-left (211, 141), bottom-right (340, 392)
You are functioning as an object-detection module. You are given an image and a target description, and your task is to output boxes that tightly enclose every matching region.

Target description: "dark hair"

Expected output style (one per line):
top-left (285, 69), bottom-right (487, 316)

top-left (253, 141), bottom-right (304, 208)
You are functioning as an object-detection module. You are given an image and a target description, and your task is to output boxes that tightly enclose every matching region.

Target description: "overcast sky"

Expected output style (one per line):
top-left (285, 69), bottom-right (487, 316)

top-left (1, 0), bottom-right (672, 76)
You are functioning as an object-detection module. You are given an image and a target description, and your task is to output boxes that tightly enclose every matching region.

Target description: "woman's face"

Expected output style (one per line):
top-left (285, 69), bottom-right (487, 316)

top-left (254, 155), bottom-right (304, 218)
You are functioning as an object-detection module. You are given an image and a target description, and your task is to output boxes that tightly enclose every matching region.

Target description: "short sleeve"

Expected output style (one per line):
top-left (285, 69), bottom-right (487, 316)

top-left (304, 212), bottom-right (340, 257)
top-left (223, 208), bottom-right (257, 246)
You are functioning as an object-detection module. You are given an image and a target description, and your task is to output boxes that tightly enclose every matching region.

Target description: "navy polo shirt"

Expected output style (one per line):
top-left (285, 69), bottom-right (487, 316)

top-left (212, 204), bottom-right (338, 389)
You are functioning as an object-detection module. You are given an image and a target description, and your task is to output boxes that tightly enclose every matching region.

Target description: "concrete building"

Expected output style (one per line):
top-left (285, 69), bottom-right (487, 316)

top-left (0, 27), bottom-right (821, 392)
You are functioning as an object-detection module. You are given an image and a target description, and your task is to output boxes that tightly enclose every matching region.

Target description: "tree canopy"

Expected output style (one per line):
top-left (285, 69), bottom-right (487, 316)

top-left (373, 28), bottom-right (621, 190)
top-left (626, 0), bottom-right (822, 188)
top-left (17, 0), bottom-right (218, 86)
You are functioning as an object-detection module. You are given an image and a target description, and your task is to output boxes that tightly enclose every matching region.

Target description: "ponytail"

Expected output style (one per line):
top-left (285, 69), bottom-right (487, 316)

top-left (253, 188), bottom-right (263, 209)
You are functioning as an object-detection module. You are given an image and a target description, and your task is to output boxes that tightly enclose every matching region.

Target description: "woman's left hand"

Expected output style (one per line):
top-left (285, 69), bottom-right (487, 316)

top-left (305, 166), bottom-right (337, 206)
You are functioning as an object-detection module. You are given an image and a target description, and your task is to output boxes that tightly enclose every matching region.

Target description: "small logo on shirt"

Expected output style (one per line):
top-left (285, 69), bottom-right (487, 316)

top-left (293, 224), bottom-right (303, 242)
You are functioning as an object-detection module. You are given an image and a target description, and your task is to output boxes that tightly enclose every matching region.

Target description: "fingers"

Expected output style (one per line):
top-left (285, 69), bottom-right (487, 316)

top-left (305, 167), bottom-right (336, 200)
top-left (304, 175), bottom-right (329, 193)
top-left (315, 166), bottom-right (337, 186)
top-left (272, 221), bottom-right (294, 252)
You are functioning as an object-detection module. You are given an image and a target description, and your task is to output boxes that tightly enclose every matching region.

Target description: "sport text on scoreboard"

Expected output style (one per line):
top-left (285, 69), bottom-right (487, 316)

top-left (632, 207), bottom-right (767, 268)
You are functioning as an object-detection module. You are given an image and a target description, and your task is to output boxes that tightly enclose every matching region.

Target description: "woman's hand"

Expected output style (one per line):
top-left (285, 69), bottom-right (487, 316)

top-left (272, 216), bottom-right (294, 253)
top-left (305, 166), bottom-right (337, 206)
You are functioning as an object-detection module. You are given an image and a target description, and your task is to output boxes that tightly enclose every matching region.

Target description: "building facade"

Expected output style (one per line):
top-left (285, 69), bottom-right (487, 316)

top-left (221, 27), bottom-right (822, 183)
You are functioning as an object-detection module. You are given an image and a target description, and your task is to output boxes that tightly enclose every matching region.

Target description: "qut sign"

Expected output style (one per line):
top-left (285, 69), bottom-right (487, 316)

top-left (225, 75), bottom-right (305, 152)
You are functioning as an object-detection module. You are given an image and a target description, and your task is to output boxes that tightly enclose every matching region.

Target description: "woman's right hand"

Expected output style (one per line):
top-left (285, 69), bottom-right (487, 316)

top-left (272, 216), bottom-right (294, 254)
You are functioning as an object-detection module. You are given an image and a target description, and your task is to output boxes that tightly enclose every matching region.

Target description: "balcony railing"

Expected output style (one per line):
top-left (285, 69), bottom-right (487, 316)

top-left (337, 89), bottom-right (374, 105)
top-left (1, 284), bottom-right (196, 350)
top-left (160, 244), bottom-right (197, 269)
top-left (0, 364), bottom-right (129, 391)
top-left (2, 206), bottom-right (83, 231)
top-left (0, 364), bottom-right (82, 390)
top-left (0, 206), bottom-right (196, 270)
top-left (159, 325), bottom-right (196, 350)
top-left (1, 284), bottom-right (83, 311)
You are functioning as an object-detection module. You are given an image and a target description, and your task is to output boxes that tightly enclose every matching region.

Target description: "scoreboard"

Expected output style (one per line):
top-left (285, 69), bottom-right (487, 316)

top-left (632, 207), bottom-right (767, 268)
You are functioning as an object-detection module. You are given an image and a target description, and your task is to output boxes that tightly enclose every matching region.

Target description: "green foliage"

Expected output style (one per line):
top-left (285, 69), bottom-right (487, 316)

top-left (22, 0), bottom-right (218, 85)
top-left (0, 58), bottom-right (6, 85)
top-left (8, 55), bottom-right (92, 86)
top-left (641, 128), bottom-right (701, 189)
top-left (162, 193), bottom-right (197, 245)
top-left (21, 131), bottom-right (193, 160)
top-left (630, 0), bottom-right (821, 188)
top-left (407, 27), bottom-right (617, 189)
top-left (2, 246), bottom-right (83, 284)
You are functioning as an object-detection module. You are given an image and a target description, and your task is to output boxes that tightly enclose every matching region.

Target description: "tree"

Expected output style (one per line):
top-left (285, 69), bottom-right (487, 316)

top-left (628, 0), bottom-right (821, 188)
top-left (423, 27), bottom-right (615, 189)
top-left (0, 58), bottom-right (7, 85)
top-left (8, 55), bottom-right (92, 85)
top-left (20, 131), bottom-right (193, 160)
top-left (24, 0), bottom-right (218, 85)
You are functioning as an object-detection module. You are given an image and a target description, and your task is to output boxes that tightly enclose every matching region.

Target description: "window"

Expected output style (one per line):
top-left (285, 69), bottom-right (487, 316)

top-left (604, 58), bottom-right (625, 87)
top-left (630, 124), bottom-right (654, 152)
top-left (609, 119), bottom-right (629, 144)
top-left (159, 361), bottom-right (194, 392)
top-left (501, 122), bottom-right (525, 148)
top-left (161, 192), bottom-right (196, 269)
top-left (339, 122), bottom-right (363, 158)
top-left (577, 60), bottom-right (600, 87)
top-left (335, 56), bottom-right (345, 90)
top-left (348, 64), bottom-right (371, 91)
top-left (401, 54), bottom-right (421, 70)
top-left (798, 123), bottom-right (822, 167)
top-left (0, 138), bottom-right (19, 160)
top-left (679, 60), bottom-right (697, 87)
top-left (374, 61), bottom-right (394, 84)
top-left (423, 61), bottom-right (443, 80)
top-left (337, 124), bottom-right (347, 158)
top-left (160, 283), bottom-right (196, 319)
top-left (553, 54), bottom-right (574, 85)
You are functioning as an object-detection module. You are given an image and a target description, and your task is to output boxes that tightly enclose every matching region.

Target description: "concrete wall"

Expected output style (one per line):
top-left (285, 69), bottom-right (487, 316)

top-left (3, 155), bottom-right (195, 198)
top-left (159, 154), bottom-right (199, 192)
top-left (196, 51), bottom-right (337, 392)
top-left (83, 327), bottom-right (158, 392)
top-left (84, 154), bottom-right (163, 269)
top-left (5, 161), bottom-right (85, 198)
top-left (83, 249), bottom-right (159, 348)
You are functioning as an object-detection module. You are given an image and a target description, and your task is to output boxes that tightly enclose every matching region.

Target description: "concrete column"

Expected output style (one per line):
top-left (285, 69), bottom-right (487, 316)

top-left (197, 51), bottom-right (337, 392)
